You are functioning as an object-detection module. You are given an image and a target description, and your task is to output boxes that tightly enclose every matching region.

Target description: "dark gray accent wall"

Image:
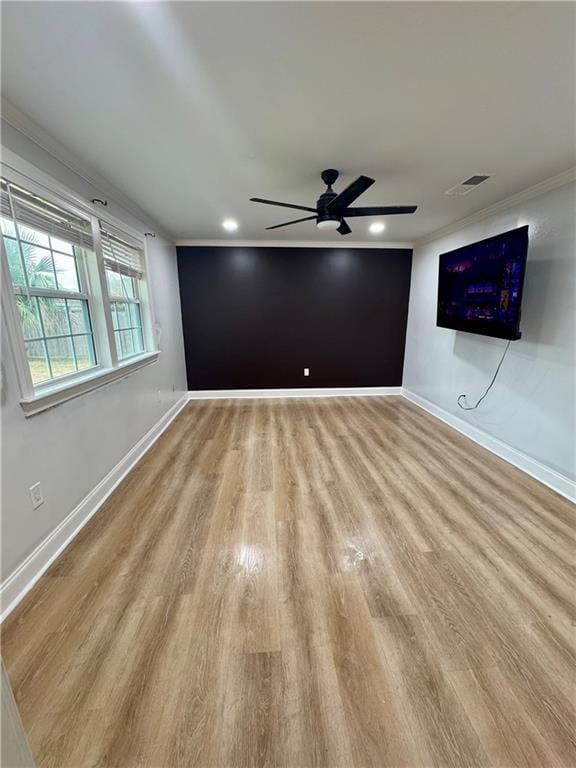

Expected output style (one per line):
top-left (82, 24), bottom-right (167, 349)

top-left (177, 246), bottom-right (412, 390)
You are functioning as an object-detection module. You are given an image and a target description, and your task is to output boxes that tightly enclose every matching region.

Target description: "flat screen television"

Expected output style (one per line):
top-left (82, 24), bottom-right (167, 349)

top-left (437, 225), bottom-right (529, 340)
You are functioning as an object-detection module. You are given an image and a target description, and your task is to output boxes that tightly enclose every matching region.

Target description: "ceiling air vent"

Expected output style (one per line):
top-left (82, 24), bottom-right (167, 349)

top-left (445, 174), bottom-right (492, 196)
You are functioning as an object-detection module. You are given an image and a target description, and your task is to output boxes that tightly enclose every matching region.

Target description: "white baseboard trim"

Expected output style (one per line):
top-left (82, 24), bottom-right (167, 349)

top-left (402, 388), bottom-right (575, 503)
top-left (0, 395), bottom-right (189, 623)
top-left (188, 386), bottom-right (402, 400)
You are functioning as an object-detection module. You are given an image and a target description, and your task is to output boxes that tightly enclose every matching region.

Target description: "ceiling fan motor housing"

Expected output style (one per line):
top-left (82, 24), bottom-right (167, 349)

top-left (316, 188), bottom-right (340, 229)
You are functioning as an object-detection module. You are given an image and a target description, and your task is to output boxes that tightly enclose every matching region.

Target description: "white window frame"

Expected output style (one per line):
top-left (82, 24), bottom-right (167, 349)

top-left (7, 205), bottom-right (100, 384)
top-left (100, 222), bottom-right (155, 364)
top-left (1, 155), bottom-right (159, 416)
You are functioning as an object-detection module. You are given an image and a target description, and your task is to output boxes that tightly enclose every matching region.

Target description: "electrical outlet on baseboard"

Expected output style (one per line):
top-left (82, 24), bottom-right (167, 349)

top-left (304, 368), bottom-right (310, 377)
top-left (29, 482), bottom-right (44, 510)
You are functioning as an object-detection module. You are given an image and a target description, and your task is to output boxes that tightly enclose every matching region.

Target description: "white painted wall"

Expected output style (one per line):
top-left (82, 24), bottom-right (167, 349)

top-left (1, 124), bottom-right (187, 581)
top-left (403, 181), bottom-right (576, 482)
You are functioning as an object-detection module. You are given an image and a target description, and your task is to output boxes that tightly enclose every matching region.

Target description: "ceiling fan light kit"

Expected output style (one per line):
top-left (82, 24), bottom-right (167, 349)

top-left (317, 218), bottom-right (341, 231)
top-left (250, 169), bottom-right (417, 236)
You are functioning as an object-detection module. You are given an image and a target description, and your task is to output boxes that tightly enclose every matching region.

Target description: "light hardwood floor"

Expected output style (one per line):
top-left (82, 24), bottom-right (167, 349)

top-left (2, 397), bottom-right (575, 768)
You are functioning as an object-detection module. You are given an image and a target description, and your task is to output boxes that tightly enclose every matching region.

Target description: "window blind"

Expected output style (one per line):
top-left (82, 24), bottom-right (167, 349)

top-left (1, 178), bottom-right (94, 250)
top-left (100, 222), bottom-right (145, 280)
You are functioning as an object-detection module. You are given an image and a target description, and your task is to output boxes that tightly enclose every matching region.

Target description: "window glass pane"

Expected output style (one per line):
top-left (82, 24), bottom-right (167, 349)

top-left (114, 329), bottom-right (122, 357)
top-left (46, 336), bottom-right (75, 378)
top-left (16, 296), bottom-right (42, 339)
top-left (53, 252), bottom-right (80, 292)
top-left (121, 274), bottom-right (135, 299)
top-left (25, 340), bottom-right (51, 384)
top-left (38, 297), bottom-right (69, 337)
top-left (1, 217), bottom-right (16, 237)
top-left (21, 242), bottom-right (57, 289)
top-left (110, 302), bottom-right (118, 331)
top-left (115, 301), bottom-right (130, 330)
top-left (119, 329), bottom-right (135, 358)
top-left (50, 236), bottom-right (74, 255)
top-left (115, 328), bottom-right (139, 360)
top-left (129, 302), bottom-right (142, 329)
top-left (73, 334), bottom-right (96, 371)
top-left (106, 269), bottom-right (123, 298)
top-left (17, 223), bottom-right (50, 248)
top-left (3, 237), bottom-right (26, 286)
top-left (132, 327), bottom-right (144, 354)
top-left (67, 299), bottom-right (92, 334)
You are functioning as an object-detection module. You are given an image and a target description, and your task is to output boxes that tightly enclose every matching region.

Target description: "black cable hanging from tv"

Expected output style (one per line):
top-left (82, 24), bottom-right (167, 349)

top-left (457, 340), bottom-right (512, 411)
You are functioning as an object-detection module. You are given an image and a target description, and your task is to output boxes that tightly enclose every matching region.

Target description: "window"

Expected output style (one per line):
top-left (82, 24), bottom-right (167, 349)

top-left (0, 169), bottom-right (158, 414)
top-left (1, 179), bottom-right (97, 385)
top-left (101, 224), bottom-right (146, 361)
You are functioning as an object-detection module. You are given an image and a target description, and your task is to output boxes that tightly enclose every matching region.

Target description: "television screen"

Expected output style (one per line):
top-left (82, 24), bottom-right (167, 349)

top-left (437, 225), bottom-right (529, 340)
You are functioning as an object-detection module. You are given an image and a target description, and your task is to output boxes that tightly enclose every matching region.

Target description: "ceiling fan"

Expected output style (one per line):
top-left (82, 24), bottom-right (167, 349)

top-left (250, 169), bottom-right (417, 236)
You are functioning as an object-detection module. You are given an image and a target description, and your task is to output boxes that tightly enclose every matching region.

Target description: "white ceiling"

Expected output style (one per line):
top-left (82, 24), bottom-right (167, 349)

top-left (2, 2), bottom-right (575, 242)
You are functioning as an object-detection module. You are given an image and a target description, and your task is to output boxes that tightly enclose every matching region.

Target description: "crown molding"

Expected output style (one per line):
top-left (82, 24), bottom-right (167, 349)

top-left (176, 239), bottom-right (414, 249)
top-left (416, 167), bottom-right (576, 246)
top-left (1, 99), bottom-right (173, 242)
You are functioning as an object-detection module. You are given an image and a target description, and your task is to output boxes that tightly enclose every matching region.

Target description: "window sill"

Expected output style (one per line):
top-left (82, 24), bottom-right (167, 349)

top-left (20, 351), bottom-right (160, 417)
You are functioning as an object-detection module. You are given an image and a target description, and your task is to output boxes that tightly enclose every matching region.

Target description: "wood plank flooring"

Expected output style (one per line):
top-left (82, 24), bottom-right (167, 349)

top-left (2, 396), bottom-right (575, 768)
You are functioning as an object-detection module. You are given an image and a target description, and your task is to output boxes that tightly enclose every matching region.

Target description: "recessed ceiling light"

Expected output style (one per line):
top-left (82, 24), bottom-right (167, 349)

top-left (369, 221), bottom-right (386, 235)
top-left (222, 218), bottom-right (238, 232)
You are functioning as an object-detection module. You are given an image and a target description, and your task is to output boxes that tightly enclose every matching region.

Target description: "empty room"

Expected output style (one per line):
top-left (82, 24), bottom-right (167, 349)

top-left (1, 2), bottom-right (574, 766)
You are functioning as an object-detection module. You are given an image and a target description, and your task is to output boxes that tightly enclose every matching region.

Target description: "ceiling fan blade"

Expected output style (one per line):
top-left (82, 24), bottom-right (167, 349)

top-left (337, 219), bottom-right (352, 235)
top-left (327, 176), bottom-right (375, 211)
top-left (265, 215), bottom-right (317, 231)
top-left (250, 197), bottom-right (317, 214)
top-left (344, 205), bottom-right (418, 217)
